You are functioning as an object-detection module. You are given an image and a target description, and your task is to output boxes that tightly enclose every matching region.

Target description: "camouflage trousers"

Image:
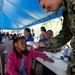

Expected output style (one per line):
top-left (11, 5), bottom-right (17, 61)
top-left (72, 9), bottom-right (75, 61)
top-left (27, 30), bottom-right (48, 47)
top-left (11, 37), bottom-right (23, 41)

top-left (67, 48), bottom-right (75, 75)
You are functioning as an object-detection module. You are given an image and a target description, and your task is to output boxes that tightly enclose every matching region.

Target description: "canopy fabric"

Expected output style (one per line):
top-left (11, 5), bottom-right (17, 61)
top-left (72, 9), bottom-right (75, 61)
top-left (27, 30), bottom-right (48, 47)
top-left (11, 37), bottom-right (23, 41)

top-left (0, 0), bottom-right (64, 30)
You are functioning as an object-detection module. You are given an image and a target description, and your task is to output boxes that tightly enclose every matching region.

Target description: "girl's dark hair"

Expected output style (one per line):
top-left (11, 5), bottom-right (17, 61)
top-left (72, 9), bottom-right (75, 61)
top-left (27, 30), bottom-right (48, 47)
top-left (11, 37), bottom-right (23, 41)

top-left (24, 28), bottom-right (31, 36)
top-left (40, 26), bottom-right (46, 32)
top-left (13, 37), bottom-right (29, 57)
top-left (13, 37), bottom-right (25, 44)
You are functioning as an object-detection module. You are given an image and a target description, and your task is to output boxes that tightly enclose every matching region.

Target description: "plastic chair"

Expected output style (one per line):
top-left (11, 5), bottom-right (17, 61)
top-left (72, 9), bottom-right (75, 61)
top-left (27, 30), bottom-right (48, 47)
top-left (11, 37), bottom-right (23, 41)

top-left (0, 40), bottom-right (13, 75)
top-left (0, 52), bottom-right (7, 75)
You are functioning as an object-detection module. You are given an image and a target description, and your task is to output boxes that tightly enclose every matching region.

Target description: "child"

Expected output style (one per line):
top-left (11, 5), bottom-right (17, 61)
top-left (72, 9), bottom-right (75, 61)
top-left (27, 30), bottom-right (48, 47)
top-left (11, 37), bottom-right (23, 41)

top-left (6, 37), bottom-right (54, 75)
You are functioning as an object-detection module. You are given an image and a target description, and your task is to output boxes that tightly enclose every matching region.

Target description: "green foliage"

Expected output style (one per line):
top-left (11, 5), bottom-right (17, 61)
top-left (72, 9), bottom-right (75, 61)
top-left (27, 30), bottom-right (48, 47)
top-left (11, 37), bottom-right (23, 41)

top-left (42, 16), bottom-right (63, 36)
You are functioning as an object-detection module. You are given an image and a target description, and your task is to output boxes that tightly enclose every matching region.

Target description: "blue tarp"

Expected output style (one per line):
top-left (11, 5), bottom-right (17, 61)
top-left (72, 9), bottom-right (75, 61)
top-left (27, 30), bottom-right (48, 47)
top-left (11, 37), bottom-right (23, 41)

top-left (0, 0), bottom-right (64, 30)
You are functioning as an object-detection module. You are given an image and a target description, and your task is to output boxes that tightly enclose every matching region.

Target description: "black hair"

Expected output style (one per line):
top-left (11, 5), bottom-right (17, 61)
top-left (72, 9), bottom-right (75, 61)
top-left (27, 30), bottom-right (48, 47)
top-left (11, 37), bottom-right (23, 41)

top-left (47, 30), bottom-right (53, 34)
top-left (24, 28), bottom-right (31, 36)
top-left (40, 26), bottom-right (46, 32)
top-left (13, 37), bottom-right (29, 57)
top-left (39, 0), bottom-right (41, 3)
top-left (13, 37), bottom-right (25, 45)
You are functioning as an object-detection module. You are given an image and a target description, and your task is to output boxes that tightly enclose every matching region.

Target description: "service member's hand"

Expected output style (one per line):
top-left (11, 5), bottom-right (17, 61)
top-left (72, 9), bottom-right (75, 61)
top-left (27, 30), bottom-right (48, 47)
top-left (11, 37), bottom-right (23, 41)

top-left (53, 50), bottom-right (61, 53)
top-left (30, 42), bottom-right (39, 49)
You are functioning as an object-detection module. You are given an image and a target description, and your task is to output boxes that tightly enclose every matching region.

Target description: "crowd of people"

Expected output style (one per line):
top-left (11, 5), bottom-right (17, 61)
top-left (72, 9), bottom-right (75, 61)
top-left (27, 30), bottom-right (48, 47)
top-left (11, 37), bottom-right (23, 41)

top-left (0, 0), bottom-right (75, 75)
top-left (0, 26), bottom-right (71, 75)
top-left (0, 28), bottom-right (35, 44)
top-left (0, 27), bottom-right (56, 75)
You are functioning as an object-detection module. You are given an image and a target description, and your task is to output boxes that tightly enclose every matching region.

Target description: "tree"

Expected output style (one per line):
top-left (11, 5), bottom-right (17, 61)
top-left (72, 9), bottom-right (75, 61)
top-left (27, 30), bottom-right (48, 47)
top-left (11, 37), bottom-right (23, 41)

top-left (42, 16), bottom-right (63, 36)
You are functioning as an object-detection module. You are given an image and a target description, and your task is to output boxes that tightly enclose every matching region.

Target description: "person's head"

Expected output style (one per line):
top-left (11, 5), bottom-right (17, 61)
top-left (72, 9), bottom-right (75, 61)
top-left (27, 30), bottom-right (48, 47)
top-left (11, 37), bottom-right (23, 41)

top-left (39, 0), bottom-right (63, 12)
top-left (32, 29), bottom-right (34, 32)
top-left (40, 26), bottom-right (46, 32)
top-left (24, 28), bottom-right (31, 37)
top-left (13, 37), bottom-right (26, 52)
top-left (46, 30), bottom-right (53, 40)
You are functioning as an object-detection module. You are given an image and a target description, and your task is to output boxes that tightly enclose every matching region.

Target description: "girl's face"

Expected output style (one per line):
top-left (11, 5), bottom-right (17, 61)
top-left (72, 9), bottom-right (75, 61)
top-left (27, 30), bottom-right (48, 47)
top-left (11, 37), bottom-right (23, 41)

top-left (46, 31), bottom-right (53, 40)
top-left (24, 30), bottom-right (30, 37)
top-left (14, 39), bottom-right (26, 52)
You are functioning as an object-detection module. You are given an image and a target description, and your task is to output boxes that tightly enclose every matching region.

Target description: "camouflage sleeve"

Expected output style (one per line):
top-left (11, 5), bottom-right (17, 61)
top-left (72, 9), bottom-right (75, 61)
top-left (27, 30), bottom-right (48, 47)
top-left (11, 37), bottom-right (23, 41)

top-left (67, 48), bottom-right (75, 75)
top-left (70, 37), bottom-right (75, 49)
top-left (44, 0), bottom-right (75, 51)
top-left (44, 10), bottom-right (72, 51)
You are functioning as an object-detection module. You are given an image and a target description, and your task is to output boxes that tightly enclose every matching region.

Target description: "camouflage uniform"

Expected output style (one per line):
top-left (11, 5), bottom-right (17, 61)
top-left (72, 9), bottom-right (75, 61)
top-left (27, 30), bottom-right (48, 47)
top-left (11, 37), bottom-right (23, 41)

top-left (44, 0), bottom-right (75, 75)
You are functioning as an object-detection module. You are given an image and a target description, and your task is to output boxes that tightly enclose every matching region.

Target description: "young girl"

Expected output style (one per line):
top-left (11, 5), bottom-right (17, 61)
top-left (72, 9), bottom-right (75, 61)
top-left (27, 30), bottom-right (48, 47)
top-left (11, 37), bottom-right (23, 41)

top-left (6, 37), bottom-right (54, 75)
top-left (24, 28), bottom-right (34, 42)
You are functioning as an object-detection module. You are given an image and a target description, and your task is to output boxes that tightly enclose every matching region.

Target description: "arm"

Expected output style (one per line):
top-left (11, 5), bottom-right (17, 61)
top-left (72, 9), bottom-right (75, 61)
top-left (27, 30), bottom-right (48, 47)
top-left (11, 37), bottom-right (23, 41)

top-left (30, 11), bottom-right (72, 51)
top-left (6, 55), bottom-right (21, 75)
top-left (29, 50), bottom-right (54, 62)
top-left (42, 10), bottom-right (72, 51)
top-left (30, 50), bottom-right (46, 58)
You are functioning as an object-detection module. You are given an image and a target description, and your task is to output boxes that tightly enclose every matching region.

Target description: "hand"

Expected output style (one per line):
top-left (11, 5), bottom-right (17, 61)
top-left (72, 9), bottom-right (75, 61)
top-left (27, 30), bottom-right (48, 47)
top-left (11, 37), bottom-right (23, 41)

top-left (30, 42), bottom-right (39, 49)
top-left (44, 57), bottom-right (54, 63)
top-left (53, 49), bottom-right (61, 53)
top-left (27, 45), bottom-right (34, 50)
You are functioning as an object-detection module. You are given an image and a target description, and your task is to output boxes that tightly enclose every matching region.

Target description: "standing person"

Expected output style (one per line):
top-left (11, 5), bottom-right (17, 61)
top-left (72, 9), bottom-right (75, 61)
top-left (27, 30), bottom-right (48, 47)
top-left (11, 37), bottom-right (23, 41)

top-left (31, 29), bottom-right (35, 37)
top-left (31, 0), bottom-right (75, 75)
top-left (6, 37), bottom-right (54, 75)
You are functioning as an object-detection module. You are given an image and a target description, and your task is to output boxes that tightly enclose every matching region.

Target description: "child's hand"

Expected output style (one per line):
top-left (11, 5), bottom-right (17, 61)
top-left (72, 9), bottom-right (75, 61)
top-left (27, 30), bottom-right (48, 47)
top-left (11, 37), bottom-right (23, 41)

top-left (44, 57), bottom-right (54, 63)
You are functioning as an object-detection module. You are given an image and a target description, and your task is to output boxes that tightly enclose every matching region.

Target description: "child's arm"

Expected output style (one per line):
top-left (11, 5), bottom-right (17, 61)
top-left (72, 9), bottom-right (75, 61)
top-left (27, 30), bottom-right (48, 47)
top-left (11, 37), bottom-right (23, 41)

top-left (29, 50), bottom-right (54, 63)
top-left (6, 55), bottom-right (21, 75)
